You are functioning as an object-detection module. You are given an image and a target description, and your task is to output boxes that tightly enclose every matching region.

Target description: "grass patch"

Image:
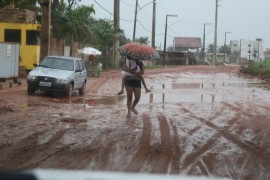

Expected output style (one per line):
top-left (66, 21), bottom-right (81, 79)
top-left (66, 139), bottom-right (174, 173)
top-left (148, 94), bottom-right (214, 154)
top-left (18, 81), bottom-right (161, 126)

top-left (241, 59), bottom-right (270, 79)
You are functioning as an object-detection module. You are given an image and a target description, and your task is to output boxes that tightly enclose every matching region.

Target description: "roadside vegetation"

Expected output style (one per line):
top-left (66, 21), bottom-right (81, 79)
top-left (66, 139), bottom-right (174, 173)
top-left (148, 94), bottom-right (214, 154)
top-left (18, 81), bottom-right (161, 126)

top-left (0, 0), bottom-right (153, 68)
top-left (241, 59), bottom-right (270, 79)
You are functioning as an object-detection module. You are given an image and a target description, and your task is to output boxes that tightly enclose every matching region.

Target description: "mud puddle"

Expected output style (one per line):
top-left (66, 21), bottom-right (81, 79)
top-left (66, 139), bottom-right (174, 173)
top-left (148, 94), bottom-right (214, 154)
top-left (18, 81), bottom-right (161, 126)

top-left (40, 81), bottom-right (270, 107)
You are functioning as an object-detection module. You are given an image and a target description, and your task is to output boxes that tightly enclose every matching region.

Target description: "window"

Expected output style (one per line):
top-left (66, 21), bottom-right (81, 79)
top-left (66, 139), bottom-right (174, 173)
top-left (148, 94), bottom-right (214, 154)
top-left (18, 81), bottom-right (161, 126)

top-left (4, 29), bottom-right (21, 44)
top-left (40, 57), bottom-right (74, 71)
top-left (26, 30), bottom-right (39, 45)
top-left (75, 60), bottom-right (80, 71)
top-left (78, 60), bottom-right (85, 71)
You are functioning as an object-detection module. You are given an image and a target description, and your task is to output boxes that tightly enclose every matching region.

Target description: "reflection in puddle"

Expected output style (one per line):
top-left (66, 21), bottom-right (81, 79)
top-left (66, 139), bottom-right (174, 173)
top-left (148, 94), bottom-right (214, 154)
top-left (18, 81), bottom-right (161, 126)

top-left (172, 82), bottom-right (270, 89)
top-left (28, 82), bottom-right (270, 106)
top-left (57, 95), bottom-right (127, 106)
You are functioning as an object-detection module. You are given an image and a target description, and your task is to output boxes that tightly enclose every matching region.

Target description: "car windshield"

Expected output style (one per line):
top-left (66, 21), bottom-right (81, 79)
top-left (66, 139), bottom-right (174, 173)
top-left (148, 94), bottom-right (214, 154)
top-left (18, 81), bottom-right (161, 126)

top-left (40, 57), bottom-right (74, 71)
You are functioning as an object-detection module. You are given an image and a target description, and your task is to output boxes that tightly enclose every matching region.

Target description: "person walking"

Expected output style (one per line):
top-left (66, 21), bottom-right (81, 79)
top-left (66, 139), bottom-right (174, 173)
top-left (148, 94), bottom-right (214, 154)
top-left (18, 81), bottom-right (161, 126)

top-left (120, 56), bottom-right (146, 117)
top-left (118, 56), bottom-right (151, 95)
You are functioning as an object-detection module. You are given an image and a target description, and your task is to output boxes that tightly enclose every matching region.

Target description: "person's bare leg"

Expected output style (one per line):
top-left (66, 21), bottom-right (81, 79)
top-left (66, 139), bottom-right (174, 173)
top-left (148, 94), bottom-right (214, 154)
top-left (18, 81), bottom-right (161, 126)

top-left (118, 76), bottom-right (127, 95)
top-left (131, 87), bottom-right (141, 115)
top-left (140, 76), bottom-right (151, 93)
top-left (125, 86), bottom-right (133, 117)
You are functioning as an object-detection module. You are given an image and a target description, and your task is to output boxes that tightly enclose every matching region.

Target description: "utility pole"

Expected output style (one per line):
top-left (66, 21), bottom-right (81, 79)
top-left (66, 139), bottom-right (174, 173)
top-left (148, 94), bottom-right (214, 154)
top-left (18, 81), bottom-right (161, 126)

top-left (256, 38), bottom-right (262, 61)
top-left (239, 39), bottom-right (243, 64)
top-left (114, 0), bottom-right (120, 68)
top-left (248, 43), bottom-right (251, 63)
top-left (163, 14), bottom-right (177, 66)
top-left (223, 32), bottom-right (231, 63)
top-left (213, 0), bottom-right (219, 66)
top-left (133, 0), bottom-right (138, 42)
top-left (40, 0), bottom-right (51, 62)
top-left (202, 23), bottom-right (211, 63)
top-left (151, 0), bottom-right (156, 48)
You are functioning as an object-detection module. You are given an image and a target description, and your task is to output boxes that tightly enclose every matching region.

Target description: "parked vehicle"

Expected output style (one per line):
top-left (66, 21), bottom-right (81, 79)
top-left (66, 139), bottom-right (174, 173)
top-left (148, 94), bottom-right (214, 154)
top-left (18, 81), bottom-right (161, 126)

top-left (27, 56), bottom-right (87, 97)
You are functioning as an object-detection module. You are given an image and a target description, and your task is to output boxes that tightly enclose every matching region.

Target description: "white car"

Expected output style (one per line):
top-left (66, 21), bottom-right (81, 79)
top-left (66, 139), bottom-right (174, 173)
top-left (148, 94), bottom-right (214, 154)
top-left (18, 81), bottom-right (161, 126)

top-left (27, 56), bottom-right (87, 97)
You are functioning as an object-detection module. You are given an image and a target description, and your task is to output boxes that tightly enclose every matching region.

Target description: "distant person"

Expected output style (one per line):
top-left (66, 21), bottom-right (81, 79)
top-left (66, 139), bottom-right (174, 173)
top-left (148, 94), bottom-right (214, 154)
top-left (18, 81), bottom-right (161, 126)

top-left (117, 55), bottom-right (151, 95)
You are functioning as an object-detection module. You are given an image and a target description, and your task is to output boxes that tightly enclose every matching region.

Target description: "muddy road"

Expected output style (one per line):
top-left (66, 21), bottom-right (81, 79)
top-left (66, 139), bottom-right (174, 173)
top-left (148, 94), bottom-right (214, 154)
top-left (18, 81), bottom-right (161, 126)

top-left (0, 65), bottom-right (270, 180)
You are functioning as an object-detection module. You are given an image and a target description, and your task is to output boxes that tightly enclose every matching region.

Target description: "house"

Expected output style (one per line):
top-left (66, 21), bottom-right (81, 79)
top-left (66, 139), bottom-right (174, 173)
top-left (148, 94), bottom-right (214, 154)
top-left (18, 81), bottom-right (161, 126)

top-left (172, 37), bottom-right (202, 64)
top-left (173, 37), bottom-right (202, 52)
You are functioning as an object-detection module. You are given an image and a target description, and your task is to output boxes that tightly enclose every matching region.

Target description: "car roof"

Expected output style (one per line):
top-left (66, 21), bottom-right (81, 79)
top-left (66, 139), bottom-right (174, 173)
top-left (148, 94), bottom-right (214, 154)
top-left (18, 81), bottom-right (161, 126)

top-left (45, 56), bottom-right (82, 61)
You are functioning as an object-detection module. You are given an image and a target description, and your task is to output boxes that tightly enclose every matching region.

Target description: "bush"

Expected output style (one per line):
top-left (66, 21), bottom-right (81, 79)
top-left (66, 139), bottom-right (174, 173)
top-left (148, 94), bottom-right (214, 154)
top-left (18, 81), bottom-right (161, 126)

top-left (242, 60), bottom-right (270, 79)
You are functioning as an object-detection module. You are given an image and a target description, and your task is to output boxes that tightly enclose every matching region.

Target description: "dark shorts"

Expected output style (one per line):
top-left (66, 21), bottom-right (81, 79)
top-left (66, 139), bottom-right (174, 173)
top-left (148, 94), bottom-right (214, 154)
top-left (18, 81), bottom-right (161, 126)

top-left (125, 76), bottom-right (141, 88)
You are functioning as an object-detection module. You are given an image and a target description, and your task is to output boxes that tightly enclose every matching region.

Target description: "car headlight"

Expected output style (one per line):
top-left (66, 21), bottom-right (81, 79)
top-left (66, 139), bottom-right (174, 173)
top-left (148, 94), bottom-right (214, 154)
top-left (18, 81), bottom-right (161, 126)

top-left (56, 78), bottom-right (68, 84)
top-left (27, 74), bottom-right (36, 80)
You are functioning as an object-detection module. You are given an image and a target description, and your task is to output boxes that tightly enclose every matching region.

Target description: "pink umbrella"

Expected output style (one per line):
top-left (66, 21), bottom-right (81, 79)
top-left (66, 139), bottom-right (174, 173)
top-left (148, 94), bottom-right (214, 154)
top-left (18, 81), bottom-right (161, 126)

top-left (118, 42), bottom-right (160, 60)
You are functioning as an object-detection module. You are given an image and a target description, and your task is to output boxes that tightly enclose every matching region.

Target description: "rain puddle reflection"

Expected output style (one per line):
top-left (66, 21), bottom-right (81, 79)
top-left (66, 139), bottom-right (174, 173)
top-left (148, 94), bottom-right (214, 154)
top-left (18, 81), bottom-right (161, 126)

top-left (172, 82), bottom-right (270, 89)
top-left (28, 82), bottom-right (269, 107)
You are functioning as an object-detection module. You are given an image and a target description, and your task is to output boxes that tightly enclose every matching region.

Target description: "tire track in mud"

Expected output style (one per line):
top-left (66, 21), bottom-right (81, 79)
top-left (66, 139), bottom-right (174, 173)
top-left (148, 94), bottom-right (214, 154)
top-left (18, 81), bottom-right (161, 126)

top-left (222, 101), bottom-right (262, 119)
top-left (196, 160), bottom-right (209, 176)
top-left (87, 77), bottom-right (109, 94)
top-left (125, 113), bottom-right (151, 172)
top-left (182, 132), bottom-right (222, 173)
top-left (150, 114), bottom-right (173, 173)
top-left (220, 102), bottom-right (243, 128)
top-left (0, 128), bottom-right (71, 169)
top-left (0, 130), bottom-right (46, 164)
top-left (46, 145), bottom-right (97, 169)
top-left (86, 70), bottom-right (121, 94)
top-left (169, 119), bottom-right (182, 174)
top-left (179, 104), bottom-right (270, 171)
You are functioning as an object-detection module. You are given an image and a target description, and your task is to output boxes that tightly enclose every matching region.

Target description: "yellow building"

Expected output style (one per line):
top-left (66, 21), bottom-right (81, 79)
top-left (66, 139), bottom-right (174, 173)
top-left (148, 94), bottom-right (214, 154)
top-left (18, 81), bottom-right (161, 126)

top-left (0, 22), bottom-right (41, 70)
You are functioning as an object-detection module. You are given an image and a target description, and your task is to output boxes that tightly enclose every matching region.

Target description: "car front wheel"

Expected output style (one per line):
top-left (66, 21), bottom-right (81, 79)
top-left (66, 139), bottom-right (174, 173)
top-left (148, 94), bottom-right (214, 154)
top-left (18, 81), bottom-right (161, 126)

top-left (66, 84), bottom-right (73, 98)
top-left (79, 82), bottom-right (86, 95)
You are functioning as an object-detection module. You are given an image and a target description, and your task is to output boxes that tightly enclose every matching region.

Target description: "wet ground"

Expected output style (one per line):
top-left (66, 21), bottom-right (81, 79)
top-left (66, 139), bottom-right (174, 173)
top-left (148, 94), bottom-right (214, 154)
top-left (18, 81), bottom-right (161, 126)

top-left (0, 65), bottom-right (270, 180)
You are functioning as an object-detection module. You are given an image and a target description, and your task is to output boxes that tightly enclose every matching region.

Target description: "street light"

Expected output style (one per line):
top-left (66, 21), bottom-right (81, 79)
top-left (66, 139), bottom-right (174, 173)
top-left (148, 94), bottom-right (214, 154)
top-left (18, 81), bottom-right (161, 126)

top-left (163, 14), bottom-right (177, 66)
top-left (202, 23), bottom-right (211, 64)
top-left (223, 32), bottom-right (231, 63)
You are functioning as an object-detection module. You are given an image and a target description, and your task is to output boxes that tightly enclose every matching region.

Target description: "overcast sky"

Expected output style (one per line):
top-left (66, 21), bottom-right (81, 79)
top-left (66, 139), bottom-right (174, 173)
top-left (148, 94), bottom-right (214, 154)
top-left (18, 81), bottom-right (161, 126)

top-left (81, 0), bottom-right (270, 50)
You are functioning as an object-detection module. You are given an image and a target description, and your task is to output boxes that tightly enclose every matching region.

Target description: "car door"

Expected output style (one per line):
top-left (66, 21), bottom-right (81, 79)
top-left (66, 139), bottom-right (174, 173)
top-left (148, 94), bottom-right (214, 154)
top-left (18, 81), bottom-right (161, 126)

top-left (78, 60), bottom-right (87, 85)
top-left (73, 59), bottom-right (82, 89)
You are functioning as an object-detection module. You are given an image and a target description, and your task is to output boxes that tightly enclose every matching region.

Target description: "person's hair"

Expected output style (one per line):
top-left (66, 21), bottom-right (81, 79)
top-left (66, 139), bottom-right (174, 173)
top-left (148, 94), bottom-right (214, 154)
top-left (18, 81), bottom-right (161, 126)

top-left (126, 55), bottom-right (133, 60)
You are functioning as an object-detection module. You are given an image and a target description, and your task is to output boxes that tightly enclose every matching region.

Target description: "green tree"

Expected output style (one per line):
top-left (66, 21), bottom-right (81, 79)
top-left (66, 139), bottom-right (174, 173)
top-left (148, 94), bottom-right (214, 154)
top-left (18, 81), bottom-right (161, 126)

top-left (57, 5), bottom-right (95, 44)
top-left (0, 0), bottom-right (127, 56)
top-left (219, 45), bottom-right (231, 55)
top-left (0, 0), bottom-right (41, 13)
top-left (88, 19), bottom-right (122, 50)
top-left (207, 44), bottom-right (214, 53)
top-left (135, 36), bottom-right (149, 44)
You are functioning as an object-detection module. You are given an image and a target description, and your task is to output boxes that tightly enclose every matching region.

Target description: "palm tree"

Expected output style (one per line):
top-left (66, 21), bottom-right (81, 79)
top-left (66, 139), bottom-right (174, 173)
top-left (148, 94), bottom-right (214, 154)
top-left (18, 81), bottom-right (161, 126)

top-left (51, 5), bottom-right (95, 43)
top-left (90, 19), bottom-right (123, 49)
top-left (0, 0), bottom-right (40, 11)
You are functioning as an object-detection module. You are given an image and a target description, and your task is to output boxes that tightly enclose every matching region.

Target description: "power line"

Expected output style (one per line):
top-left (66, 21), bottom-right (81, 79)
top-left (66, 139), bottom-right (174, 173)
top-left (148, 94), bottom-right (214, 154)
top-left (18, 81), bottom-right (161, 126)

top-left (93, 0), bottom-right (133, 22)
top-left (120, 0), bottom-right (134, 8)
top-left (137, 20), bottom-right (152, 33)
top-left (93, 0), bottom-right (113, 16)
